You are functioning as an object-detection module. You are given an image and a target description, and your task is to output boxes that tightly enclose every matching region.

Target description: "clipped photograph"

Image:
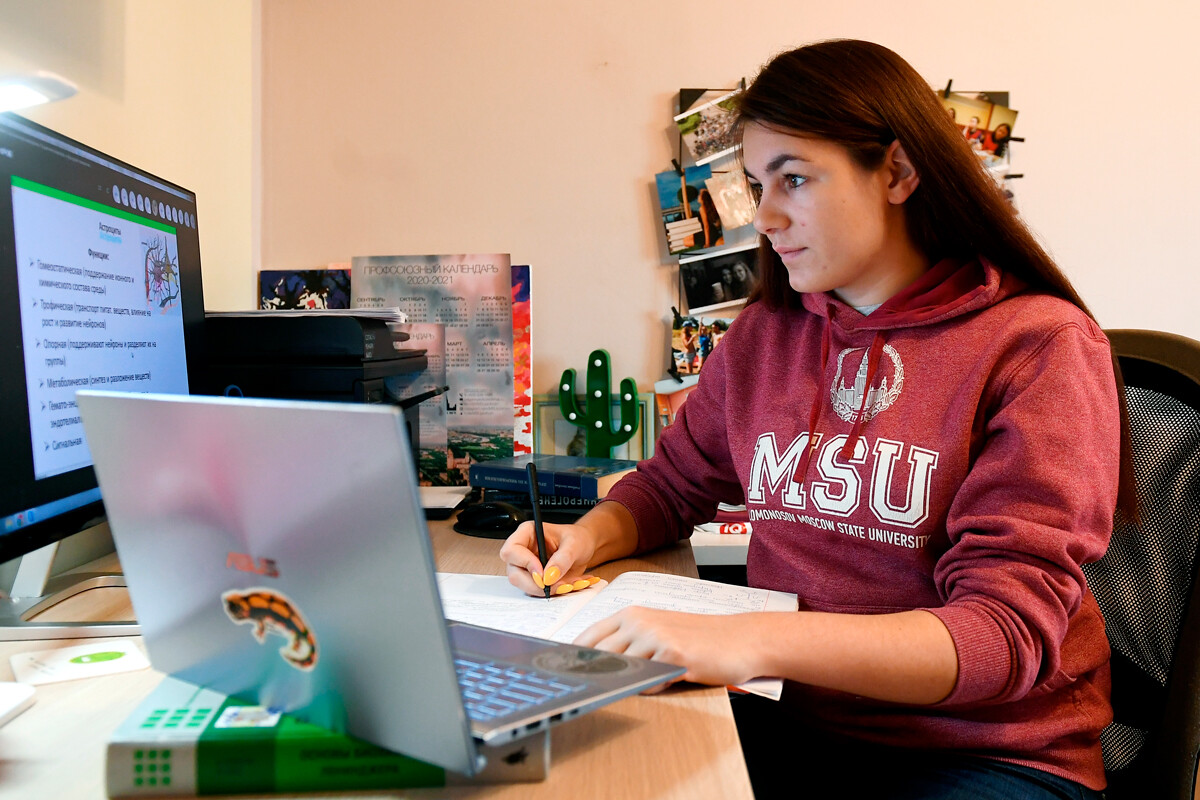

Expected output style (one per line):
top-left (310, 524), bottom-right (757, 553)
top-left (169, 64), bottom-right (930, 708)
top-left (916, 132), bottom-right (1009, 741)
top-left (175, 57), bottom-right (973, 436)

top-left (258, 268), bottom-right (351, 310)
top-left (671, 314), bottom-right (733, 376)
top-left (678, 243), bottom-right (757, 313)
top-left (655, 165), bottom-right (723, 254)
top-left (674, 88), bottom-right (742, 166)
top-left (940, 91), bottom-right (1018, 157)
top-left (705, 170), bottom-right (756, 230)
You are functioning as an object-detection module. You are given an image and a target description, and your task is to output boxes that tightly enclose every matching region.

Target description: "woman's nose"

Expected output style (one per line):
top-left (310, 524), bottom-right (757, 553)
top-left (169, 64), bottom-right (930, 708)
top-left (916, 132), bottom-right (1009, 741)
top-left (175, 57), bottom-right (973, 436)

top-left (753, 194), bottom-right (785, 235)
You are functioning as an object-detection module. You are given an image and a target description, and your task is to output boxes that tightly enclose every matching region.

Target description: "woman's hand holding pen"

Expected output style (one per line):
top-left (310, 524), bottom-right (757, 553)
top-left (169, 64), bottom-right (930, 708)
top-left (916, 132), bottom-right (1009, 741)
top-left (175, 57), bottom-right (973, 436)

top-left (501, 500), bottom-right (639, 598)
top-left (500, 519), bottom-right (600, 597)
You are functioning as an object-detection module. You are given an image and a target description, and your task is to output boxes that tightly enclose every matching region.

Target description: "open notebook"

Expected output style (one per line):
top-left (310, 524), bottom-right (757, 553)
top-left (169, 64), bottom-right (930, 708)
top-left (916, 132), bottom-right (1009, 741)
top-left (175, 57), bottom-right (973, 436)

top-left (438, 571), bottom-right (797, 699)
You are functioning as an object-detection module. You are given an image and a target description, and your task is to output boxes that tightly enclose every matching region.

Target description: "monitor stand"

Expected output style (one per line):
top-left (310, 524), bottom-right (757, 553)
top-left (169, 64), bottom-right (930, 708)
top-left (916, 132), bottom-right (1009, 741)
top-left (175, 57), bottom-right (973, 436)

top-left (0, 542), bottom-right (139, 642)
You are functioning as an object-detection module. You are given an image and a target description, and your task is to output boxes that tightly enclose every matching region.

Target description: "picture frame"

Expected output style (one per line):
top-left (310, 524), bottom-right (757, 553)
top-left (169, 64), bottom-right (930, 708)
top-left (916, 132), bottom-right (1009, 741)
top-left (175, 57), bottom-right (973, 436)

top-left (679, 242), bottom-right (758, 314)
top-left (532, 393), bottom-right (654, 461)
top-left (673, 88), bottom-right (743, 166)
top-left (258, 267), bottom-right (351, 309)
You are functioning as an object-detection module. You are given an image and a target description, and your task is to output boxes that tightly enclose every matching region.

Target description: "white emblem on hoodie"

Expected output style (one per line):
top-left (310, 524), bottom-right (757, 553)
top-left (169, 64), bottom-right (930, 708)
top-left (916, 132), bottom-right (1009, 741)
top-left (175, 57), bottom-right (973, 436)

top-left (830, 344), bottom-right (904, 422)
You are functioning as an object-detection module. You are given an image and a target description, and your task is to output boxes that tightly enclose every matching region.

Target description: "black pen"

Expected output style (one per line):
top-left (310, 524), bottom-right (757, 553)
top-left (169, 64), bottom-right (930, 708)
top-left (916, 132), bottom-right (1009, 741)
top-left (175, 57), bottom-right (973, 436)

top-left (526, 461), bottom-right (552, 599)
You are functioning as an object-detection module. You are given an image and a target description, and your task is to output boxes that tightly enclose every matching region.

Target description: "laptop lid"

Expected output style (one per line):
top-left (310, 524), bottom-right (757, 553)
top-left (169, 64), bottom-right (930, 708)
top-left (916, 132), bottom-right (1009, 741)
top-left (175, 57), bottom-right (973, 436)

top-left (77, 391), bottom-right (480, 774)
top-left (76, 391), bottom-right (681, 776)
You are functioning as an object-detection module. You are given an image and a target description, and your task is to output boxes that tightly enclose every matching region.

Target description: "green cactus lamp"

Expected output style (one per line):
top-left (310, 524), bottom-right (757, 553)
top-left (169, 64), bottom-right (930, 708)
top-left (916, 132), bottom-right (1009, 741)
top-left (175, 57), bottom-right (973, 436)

top-left (558, 349), bottom-right (640, 458)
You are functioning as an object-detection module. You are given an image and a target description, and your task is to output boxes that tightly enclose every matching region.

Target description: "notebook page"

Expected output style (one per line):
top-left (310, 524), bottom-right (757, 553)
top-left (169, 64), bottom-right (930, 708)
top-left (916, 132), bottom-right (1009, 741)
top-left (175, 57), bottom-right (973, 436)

top-left (436, 573), bottom-right (604, 639)
top-left (437, 571), bottom-right (794, 700)
top-left (548, 571), bottom-right (796, 645)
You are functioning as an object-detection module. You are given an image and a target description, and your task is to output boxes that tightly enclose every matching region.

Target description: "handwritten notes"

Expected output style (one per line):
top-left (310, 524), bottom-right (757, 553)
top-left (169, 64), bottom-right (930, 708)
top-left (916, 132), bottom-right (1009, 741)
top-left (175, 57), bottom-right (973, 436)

top-left (436, 571), bottom-right (796, 699)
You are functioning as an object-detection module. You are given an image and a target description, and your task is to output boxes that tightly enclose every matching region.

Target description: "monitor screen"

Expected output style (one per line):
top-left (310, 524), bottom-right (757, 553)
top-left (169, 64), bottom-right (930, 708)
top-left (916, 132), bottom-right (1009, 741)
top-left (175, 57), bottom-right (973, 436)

top-left (0, 112), bottom-right (206, 565)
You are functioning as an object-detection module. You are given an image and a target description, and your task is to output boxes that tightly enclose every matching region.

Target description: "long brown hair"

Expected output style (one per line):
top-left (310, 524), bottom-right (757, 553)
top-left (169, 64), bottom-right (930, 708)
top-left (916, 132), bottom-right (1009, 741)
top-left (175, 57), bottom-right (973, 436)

top-left (735, 39), bottom-right (1136, 518)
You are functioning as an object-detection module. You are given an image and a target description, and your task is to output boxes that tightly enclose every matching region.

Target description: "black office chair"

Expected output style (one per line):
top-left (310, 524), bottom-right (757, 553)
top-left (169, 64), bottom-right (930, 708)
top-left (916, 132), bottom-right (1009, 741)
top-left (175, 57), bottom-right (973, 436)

top-left (1082, 329), bottom-right (1200, 799)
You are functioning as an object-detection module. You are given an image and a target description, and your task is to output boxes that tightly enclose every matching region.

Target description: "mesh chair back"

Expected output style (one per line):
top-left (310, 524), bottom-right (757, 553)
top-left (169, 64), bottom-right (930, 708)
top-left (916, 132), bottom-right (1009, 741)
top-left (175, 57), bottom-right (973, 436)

top-left (1083, 329), bottom-right (1200, 799)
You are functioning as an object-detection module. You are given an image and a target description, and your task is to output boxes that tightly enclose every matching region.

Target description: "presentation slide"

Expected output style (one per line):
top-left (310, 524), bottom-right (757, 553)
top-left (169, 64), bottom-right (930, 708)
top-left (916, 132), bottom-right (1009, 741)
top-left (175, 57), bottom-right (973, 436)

top-left (12, 177), bottom-right (189, 480)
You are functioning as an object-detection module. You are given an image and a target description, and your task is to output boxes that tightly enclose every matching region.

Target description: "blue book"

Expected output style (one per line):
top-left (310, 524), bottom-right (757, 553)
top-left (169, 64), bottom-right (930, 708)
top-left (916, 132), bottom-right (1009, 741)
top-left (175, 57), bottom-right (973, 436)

top-left (468, 455), bottom-right (638, 499)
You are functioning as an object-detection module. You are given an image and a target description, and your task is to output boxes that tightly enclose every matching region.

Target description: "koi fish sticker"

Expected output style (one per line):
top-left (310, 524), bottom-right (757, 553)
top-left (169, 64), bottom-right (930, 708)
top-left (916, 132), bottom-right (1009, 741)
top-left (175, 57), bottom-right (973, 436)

top-left (221, 589), bottom-right (318, 671)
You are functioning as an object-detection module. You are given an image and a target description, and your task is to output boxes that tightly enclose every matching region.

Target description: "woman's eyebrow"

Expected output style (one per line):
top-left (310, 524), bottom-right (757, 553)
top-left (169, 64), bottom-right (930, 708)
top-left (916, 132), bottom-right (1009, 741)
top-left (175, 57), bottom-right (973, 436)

top-left (744, 153), bottom-right (810, 181)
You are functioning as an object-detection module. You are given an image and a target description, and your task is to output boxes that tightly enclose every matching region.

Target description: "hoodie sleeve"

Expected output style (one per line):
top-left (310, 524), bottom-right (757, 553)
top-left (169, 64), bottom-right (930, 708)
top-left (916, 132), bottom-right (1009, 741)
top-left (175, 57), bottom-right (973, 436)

top-left (926, 318), bottom-right (1119, 707)
top-left (605, 337), bottom-right (745, 554)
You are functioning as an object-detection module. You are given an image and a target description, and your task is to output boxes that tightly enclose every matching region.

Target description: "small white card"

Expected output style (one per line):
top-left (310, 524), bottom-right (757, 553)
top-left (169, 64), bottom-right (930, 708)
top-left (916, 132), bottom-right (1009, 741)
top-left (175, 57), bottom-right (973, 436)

top-left (0, 681), bottom-right (35, 726)
top-left (10, 639), bottom-right (150, 685)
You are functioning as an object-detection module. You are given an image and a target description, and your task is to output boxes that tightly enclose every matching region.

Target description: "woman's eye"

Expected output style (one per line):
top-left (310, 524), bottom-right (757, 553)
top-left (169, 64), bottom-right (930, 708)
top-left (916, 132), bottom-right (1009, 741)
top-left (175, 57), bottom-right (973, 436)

top-left (748, 183), bottom-right (763, 203)
top-left (785, 174), bottom-right (808, 189)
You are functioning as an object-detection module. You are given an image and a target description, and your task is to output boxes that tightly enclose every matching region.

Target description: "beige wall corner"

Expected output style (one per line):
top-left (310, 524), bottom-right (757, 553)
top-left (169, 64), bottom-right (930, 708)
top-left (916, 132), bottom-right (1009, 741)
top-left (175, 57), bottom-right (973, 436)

top-left (0, 0), bottom-right (256, 312)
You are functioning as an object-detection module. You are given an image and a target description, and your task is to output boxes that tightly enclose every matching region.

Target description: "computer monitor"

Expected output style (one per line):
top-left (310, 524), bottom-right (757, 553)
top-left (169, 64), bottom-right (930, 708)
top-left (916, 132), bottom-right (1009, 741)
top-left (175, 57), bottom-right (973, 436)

top-left (0, 112), bottom-right (206, 639)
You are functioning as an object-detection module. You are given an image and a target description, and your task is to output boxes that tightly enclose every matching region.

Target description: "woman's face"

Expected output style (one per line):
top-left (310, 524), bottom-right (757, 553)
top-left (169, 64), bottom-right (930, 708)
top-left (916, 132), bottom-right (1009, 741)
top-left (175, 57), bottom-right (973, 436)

top-left (995, 124), bottom-right (1010, 139)
top-left (732, 262), bottom-right (750, 281)
top-left (743, 122), bottom-right (922, 307)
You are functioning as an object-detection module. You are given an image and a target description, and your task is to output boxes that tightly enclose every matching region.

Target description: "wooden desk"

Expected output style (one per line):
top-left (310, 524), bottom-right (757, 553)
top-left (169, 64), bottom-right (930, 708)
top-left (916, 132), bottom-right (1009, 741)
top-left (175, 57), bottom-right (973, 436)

top-left (0, 521), bottom-right (754, 799)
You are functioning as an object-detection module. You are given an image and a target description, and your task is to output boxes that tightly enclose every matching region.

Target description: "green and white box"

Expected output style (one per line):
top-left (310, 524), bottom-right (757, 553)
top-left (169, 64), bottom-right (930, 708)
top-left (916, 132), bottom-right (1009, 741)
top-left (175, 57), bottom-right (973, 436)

top-left (106, 676), bottom-right (549, 797)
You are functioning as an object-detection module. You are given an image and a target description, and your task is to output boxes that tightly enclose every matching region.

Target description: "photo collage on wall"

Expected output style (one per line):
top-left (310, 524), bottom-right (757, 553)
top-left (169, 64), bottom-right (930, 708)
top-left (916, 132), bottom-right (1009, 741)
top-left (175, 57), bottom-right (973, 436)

top-left (673, 88), bottom-right (742, 166)
top-left (652, 86), bottom-right (761, 409)
top-left (671, 312), bottom-right (734, 377)
top-left (678, 243), bottom-right (757, 314)
top-left (939, 90), bottom-right (1020, 200)
top-left (655, 165), bottom-right (722, 255)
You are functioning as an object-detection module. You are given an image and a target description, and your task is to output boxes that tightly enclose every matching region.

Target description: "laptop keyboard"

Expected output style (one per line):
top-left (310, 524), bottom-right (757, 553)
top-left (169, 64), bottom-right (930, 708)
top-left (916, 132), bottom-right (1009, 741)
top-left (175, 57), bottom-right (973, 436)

top-left (454, 656), bottom-right (587, 721)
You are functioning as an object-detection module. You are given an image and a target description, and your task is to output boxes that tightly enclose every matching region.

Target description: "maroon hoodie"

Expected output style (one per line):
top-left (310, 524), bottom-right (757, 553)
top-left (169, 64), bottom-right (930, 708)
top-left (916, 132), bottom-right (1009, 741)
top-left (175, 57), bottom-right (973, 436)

top-left (606, 258), bottom-right (1119, 789)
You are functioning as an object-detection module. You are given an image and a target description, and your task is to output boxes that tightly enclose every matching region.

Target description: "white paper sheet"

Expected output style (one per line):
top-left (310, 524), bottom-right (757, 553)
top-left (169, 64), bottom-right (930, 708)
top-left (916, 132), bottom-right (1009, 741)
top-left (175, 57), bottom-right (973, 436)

top-left (437, 571), bottom-right (794, 700)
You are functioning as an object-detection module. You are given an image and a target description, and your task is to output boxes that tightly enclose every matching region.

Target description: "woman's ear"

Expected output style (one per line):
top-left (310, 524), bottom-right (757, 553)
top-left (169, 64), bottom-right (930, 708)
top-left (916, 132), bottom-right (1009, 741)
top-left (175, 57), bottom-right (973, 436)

top-left (885, 140), bottom-right (920, 204)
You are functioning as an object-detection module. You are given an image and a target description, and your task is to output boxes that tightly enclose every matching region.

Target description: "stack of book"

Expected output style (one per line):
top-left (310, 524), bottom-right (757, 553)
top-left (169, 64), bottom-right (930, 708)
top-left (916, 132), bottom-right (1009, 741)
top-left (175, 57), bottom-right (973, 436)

top-left (468, 455), bottom-right (638, 510)
top-left (107, 676), bottom-right (548, 797)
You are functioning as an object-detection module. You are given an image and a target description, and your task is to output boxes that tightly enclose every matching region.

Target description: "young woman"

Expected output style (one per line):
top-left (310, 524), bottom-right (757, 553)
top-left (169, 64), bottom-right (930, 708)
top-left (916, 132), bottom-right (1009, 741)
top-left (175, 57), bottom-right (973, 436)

top-left (501, 39), bottom-right (1129, 799)
top-left (988, 121), bottom-right (1014, 157)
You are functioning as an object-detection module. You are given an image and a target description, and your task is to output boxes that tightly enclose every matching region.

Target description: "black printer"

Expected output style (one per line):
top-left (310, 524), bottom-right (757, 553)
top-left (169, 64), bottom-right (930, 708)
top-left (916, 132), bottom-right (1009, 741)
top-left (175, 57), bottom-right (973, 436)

top-left (201, 313), bottom-right (433, 457)
top-left (202, 313), bottom-right (428, 402)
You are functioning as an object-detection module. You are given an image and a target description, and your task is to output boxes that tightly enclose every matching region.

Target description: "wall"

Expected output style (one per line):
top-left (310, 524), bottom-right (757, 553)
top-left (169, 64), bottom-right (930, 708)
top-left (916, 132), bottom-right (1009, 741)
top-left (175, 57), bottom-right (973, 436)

top-left (0, 0), bottom-right (257, 312)
top-left (260, 0), bottom-right (1200, 394)
top-left (0, 0), bottom-right (256, 583)
top-left (3, 0), bottom-right (1197, 576)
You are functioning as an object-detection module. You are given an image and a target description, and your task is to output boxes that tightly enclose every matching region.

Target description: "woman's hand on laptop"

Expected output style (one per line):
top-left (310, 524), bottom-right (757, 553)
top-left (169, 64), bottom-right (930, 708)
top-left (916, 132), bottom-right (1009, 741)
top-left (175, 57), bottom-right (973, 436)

top-left (574, 608), bottom-right (764, 691)
top-left (500, 520), bottom-right (599, 597)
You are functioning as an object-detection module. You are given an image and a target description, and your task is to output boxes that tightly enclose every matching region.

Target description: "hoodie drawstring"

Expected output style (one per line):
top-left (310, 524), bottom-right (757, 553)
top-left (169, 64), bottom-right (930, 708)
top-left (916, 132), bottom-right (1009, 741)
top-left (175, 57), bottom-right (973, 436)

top-left (792, 326), bottom-right (886, 484)
top-left (792, 321), bottom-right (832, 484)
top-left (841, 331), bottom-right (886, 460)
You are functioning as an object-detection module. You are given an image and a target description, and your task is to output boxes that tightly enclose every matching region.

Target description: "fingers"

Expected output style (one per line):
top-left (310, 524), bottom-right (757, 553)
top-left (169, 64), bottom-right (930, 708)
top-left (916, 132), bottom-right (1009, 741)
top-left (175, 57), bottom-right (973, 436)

top-left (540, 538), bottom-right (590, 592)
top-left (574, 614), bottom-right (622, 649)
top-left (500, 521), bottom-right (603, 597)
top-left (504, 562), bottom-right (542, 596)
top-left (576, 614), bottom-right (686, 694)
top-left (500, 523), bottom-right (601, 596)
top-left (504, 565), bottom-right (599, 598)
top-left (547, 574), bottom-right (601, 596)
top-left (500, 522), bottom-right (550, 596)
top-left (573, 609), bottom-right (688, 670)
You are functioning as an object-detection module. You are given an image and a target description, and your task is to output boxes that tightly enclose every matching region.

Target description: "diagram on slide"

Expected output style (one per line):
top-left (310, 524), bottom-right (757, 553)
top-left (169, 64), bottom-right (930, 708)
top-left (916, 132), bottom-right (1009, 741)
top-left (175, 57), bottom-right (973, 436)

top-left (143, 236), bottom-right (180, 312)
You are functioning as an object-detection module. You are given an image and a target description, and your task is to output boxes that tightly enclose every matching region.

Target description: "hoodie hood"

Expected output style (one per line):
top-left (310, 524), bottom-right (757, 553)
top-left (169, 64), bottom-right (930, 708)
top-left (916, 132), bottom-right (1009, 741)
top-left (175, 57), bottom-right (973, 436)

top-left (792, 257), bottom-right (1024, 482)
top-left (799, 256), bottom-right (1024, 333)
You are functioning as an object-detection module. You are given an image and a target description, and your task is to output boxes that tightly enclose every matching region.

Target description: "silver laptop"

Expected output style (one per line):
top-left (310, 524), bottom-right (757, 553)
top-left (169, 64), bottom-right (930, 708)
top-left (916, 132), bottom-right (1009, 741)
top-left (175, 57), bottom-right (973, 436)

top-left (76, 391), bottom-right (683, 777)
